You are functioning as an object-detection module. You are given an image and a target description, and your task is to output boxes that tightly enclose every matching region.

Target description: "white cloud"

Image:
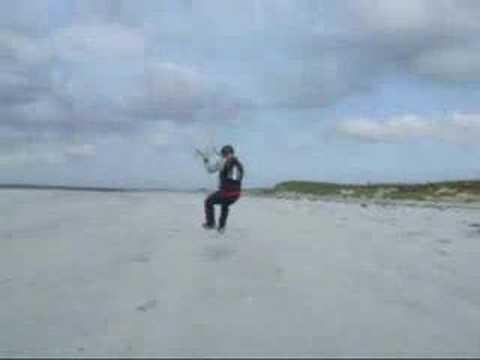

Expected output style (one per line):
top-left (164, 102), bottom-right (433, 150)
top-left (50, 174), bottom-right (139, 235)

top-left (0, 23), bottom-right (146, 66)
top-left (350, 0), bottom-right (480, 35)
top-left (145, 121), bottom-right (180, 147)
top-left (351, 1), bottom-right (436, 33)
top-left (0, 70), bottom-right (47, 105)
top-left (412, 46), bottom-right (480, 82)
top-left (120, 61), bottom-right (229, 121)
top-left (51, 23), bottom-right (146, 62)
top-left (0, 30), bottom-right (51, 64)
top-left (0, 31), bottom-right (51, 105)
top-left (3, 0), bottom-right (480, 186)
top-left (337, 113), bottom-right (480, 144)
top-left (0, 141), bottom-right (96, 168)
top-left (11, 98), bottom-right (68, 122)
top-left (3, 1), bottom-right (480, 118)
top-left (346, 1), bottom-right (480, 83)
top-left (145, 120), bottom-right (219, 152)
top-left (0, 149), bottom-right (65, 168)
top-left (65, 144), bottom-right (96, 158)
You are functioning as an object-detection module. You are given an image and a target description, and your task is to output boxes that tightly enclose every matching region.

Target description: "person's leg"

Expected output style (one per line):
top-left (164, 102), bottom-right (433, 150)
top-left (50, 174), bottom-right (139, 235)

top-left (204, 191), bottom-right (222, 227)
top-left (218, 196), bottom-right (238, 230)
top-left (219, 204), bottom-right (230, 229)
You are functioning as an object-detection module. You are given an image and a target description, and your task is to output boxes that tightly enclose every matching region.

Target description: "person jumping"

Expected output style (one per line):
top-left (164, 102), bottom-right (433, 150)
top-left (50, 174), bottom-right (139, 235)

top-left (201, 145), bottom-right (244, 233)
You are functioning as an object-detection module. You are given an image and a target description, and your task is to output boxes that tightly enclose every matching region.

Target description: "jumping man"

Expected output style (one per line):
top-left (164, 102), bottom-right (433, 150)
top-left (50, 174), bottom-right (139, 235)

top-left (201, 145), bottom-right (244, 233)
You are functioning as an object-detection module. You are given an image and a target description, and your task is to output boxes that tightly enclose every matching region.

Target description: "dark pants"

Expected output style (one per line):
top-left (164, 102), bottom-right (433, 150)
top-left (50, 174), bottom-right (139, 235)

top-left (204, 191), bottom-right (240, 228)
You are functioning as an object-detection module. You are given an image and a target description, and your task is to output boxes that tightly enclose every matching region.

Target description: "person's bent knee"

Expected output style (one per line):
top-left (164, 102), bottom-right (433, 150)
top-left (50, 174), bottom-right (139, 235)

top-left (205, 194), bottom-right (216, 206)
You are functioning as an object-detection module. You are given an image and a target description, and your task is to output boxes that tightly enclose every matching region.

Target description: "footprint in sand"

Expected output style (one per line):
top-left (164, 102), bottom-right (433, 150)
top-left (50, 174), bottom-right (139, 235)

top-left (466, 223), bottom-right (480, 237)
top-left (201, 244), bottom-right (236, 262)
top-left (433, 238), bottom-right (452, 257)
top-left (405, 231), bottom-right (424, 237)
top-left (136, 299), bottom-right (157, 312)
top-left (0, 277), bottom-right (13, 286)
top-left (130, 253), bottom-right (150, 263)
top-left (436, 238), bottom-right (452, 245)
top-left (274, 267), bottom-right (286, 284)
top-left (434, 248), bottom-right (450, 257)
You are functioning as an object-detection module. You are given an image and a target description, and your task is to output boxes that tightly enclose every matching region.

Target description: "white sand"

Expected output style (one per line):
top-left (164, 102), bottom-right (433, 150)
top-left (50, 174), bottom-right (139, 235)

top-left (1, 189), bottom-right (480, 357)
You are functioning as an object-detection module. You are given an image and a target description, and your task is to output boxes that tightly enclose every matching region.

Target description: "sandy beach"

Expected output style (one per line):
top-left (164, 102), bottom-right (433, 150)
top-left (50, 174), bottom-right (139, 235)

top-left (1, 189), bottom-right (480, 357)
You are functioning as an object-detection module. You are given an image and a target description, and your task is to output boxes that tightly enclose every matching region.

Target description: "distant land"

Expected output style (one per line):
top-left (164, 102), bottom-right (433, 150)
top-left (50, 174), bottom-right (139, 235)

top-left (246, 179), bottom-right (480, 204)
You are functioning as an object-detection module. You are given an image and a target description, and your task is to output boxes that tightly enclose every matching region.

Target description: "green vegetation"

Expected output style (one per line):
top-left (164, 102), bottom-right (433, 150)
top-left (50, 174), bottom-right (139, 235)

top-left (246, 180), bottom-right (480, 203)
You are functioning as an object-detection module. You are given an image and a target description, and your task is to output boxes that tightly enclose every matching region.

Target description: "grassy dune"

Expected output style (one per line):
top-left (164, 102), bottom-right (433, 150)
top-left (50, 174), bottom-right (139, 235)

top-left (247, 180), bottom-right (480, 203)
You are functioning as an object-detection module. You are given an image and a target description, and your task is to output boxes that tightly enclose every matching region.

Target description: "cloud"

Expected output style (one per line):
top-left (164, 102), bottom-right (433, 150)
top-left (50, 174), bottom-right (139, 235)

top-left (258, 46), bottom-right (375, 108)
top-left (2, 0), bottom-right (480, 187)
top-left (65, 144), bottom-right (96, 158)
top-left (144, 120), bottom-right (220, 152)
top-left (337, 112), bottom-right (480, 144)
top-left (144, 121), bottom-right (180, 147)
top-left (0, 21), bottom-right (244, 125)
top-left (0, 21), bottom-right (149, 111)
top-left (0, 139), bottom-right (66, 167)
top-left (50, 23), bottom-right (146, 63)
top-left (412, 45), bottom-right (480, 82)
top-left (347, 0), bottom-right (480, 83)
top-left (0, 31), bottom-right (51, 105)
top-left (0, 30), bottom-right (50, 64)
top-left (121, 62), bottom-right (211, 120)
top-left (183, 1), bottom-right (480, 109)
top-left (118, 61), bottom-right (245, 122)
top-left (8, 97), bottom-right (68, 123)
top-left (349, 0), bottom-right (480, 36)
top-left (350, 1), bottom-right (440, 34)
top-left (0, 70), bottom-right (48, 105)
top-left (0, 151), bottom-right (64, 167)
top-left (0, 135), bottom-right (98, 167)
top-left (3, 1), bottom-right (480, 119)
top-left (0, 0), bottom-right (52, 35)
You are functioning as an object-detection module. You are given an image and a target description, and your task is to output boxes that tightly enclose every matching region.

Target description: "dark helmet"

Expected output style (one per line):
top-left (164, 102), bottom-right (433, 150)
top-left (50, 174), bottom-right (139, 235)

top-left (220, 144), bottom-right (234, 156)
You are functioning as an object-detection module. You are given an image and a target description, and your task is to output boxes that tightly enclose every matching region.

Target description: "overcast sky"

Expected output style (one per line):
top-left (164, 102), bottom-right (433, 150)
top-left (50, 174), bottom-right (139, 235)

top-left (1, 0), bottom-right (480, 189)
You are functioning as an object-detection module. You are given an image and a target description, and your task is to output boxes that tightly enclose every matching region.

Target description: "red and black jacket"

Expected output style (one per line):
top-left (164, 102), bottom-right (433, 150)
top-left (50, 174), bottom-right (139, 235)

top-left (219, 157), bottom-right (244, 197)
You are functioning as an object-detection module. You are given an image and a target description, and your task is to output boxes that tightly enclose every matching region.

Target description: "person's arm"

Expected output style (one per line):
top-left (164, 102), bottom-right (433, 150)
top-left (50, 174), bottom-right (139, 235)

top-left (236, 160), bottom-right (244, 182)
top-left (204, 155), bottom-right (222, 173)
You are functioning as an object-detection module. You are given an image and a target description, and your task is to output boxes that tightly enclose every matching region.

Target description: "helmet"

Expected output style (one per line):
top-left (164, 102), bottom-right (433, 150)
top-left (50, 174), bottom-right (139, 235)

top-left (220, 145), bottom-right (234, 156)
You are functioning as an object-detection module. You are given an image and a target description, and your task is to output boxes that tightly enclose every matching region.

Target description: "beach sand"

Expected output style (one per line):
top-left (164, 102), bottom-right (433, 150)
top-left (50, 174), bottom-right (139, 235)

top-left (1, 189), bottom-right (480, 357)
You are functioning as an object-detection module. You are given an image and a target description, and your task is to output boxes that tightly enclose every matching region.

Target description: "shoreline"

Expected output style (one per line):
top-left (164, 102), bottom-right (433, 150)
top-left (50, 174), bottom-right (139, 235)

top-left (244, 190), bottom-right (480, 210)
top-left (2, 183), bottom-right (480, 209)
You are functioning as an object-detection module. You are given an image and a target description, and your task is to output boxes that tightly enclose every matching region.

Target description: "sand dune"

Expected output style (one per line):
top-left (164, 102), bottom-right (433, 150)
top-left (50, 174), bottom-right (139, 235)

top-left (1, 190), bottom-right (480, 357)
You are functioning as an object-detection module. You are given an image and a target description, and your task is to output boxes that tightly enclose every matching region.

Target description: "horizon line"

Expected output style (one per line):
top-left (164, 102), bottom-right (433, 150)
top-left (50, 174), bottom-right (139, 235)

top-left (1, 178), bottom-right (480, 193)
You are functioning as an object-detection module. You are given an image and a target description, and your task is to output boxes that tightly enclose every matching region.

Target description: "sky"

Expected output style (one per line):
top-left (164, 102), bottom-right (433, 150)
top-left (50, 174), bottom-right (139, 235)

top-left (1, 0), bottom-right (480, 189)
